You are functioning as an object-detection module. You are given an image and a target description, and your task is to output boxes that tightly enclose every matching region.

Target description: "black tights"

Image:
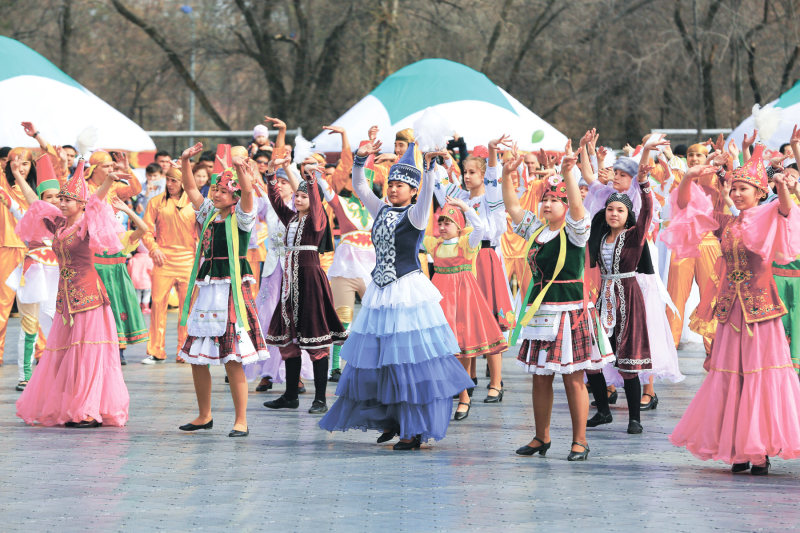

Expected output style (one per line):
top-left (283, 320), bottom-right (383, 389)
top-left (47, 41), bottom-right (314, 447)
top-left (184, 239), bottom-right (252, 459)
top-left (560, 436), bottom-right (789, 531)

top-left (586, 372), bottom-right (641, 422)
top-left (283, 354), bottom-right (328, 403)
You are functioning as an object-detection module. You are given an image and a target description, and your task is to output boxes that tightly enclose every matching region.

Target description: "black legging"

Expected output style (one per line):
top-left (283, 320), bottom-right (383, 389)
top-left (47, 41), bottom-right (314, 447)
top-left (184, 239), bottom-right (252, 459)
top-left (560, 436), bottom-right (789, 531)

top-left (283, 351), bottom-right (328, 403)
top-left (587, 372), bottom-right (641, 422)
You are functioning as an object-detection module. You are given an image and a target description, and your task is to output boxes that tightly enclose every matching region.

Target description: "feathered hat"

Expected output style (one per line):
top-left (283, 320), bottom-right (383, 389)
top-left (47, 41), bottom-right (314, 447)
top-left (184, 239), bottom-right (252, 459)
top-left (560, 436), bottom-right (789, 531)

top-left (35, 153), bottom-right (61, 196)
top-left (731, 143), bottom-right (769, 194)
top-left (59, 159), bottom-right (88, 202)
top-left (438, 202), bottom-right (465, 230)
top-left (387, 141), bottom-right (421, 189)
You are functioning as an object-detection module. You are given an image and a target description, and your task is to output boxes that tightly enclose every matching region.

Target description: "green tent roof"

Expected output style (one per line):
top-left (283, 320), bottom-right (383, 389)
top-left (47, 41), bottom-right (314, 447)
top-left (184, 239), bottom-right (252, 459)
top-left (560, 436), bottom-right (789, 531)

top-left (0, 36), bottom-right (84, 90)
top-left (370, 58), bottom-right (517, 123)
top-left (776, 80), bottom-right (800, 108)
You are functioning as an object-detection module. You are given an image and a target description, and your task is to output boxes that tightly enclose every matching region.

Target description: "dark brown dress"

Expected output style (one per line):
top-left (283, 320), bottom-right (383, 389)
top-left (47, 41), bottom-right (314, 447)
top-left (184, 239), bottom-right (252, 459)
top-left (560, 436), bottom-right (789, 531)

top-left (264, 175), bottom-right (347, 355)
top-left (596, 182), bottom-right (653, 373)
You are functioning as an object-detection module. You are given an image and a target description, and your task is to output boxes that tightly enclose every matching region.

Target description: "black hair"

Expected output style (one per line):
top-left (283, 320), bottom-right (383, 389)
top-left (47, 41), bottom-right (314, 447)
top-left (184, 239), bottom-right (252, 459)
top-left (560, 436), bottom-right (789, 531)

top-left (325, 163), bottom-right (337, 169)
top-left (780, 143), bottom-right (791, 154)
top-left (154, 150), bottom-right (171, 160)
top-left (253, 150), bottom-right (272, 161)
top-left (145, 163), bottom-right (162, 175)
top-left (4, 157), bottom-right (38, 191)
top-left (63, 144), bottom-right (77, 152)
top-left (199, 151), bottom-right (215, 163)
top-left (0, 147), bottom-right (10, 158)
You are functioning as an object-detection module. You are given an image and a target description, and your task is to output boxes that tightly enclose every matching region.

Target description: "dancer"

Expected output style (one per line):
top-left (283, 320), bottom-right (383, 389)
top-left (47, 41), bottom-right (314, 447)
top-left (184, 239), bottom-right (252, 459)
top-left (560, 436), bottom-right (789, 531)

top-left (585, 161), bottom-right (655, 434)
top-left (1, 154), bottom-right (60, 390)
top-left (15, 163), bottom-right (129, 427)
top-left (422, 197), bottom-right (507, 421)
top-left (262, 157), bottom-right (348, 414)
top-left (505, 151), bottom-right (613, 460)
top-left (178, 143), bottom-right (268, 437)
top-left (433, 135), bottom-right (514, 402)
top-left (317, 125), bottom-right (376, 382)
top-left (319, 140), bottom-right (473, 450)
top-left (140, 165), bottom-right (197, 364)
top-left (668, 145), bottom-right (800, 474)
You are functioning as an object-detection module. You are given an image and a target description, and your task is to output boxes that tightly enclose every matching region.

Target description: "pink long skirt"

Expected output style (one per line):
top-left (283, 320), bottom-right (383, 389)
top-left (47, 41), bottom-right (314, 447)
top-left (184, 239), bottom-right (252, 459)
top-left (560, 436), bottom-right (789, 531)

top-left (669, 299), bottom-right (800, 464)
top-left (16, 304), bottom-right (129, 426)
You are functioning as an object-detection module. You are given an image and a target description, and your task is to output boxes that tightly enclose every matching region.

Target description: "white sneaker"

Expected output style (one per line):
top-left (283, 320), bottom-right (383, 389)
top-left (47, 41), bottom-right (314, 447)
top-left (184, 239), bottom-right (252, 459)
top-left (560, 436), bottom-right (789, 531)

top-left (141, 355), bottom-right (166, 365)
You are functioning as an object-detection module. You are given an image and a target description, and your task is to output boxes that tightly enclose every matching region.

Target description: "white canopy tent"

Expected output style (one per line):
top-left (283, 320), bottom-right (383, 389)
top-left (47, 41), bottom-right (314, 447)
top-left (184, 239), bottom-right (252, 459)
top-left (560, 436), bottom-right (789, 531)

top-left (727, 80), bottom-right (800, 151)
top-left (0, 36), bottom-right (155, 152)
top-left (312, 58), bottom-right (567, 154)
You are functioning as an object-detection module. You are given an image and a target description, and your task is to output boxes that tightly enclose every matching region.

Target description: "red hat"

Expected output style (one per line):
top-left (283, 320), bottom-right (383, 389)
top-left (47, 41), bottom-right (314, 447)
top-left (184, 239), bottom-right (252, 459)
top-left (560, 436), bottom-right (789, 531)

top-left (439, 202), bottom-right (466, 230)
top-left (542, 174), bottom-right (568, 204)
top-left (216, 167), bottom-right (241, 200)
top-left (211, 144), bottom-right (232, 185)
top-left (731, 143), bottom-right (769, 194)
top-left (58, 160), bottom-right (88, 202)
top-left (35, 153), bottom-right (61, 196)
top-left (471, 145), bottom-right (489, 159)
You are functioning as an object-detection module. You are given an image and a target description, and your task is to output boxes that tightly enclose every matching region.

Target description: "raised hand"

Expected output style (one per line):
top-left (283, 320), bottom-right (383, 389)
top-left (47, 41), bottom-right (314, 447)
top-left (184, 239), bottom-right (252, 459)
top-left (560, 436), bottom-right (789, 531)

top-left (445, 195), bottom-right (469, 211)
top-left (597, 145), bottom-right (608, 162)
top-left (727, 139), bottom-right (739, 162)
top-left (112, 151), bottom-right (131, 171)
top-left (579, 128), bottom-right (596, 150)
top-left (356, 139), bottom-right (382, 157)
top-left (742, 129), bottom-right (757, 152)
top-left (644, 133), bottom-right (670, 151)
top-left (181, 142), bottom-right (203, 160)
top-left (637, 163), bottom-right (653, 183)
top-left (21, 121), bottom-right (37, 137)
top-left (488, 134), bottom-right (512, 151)
top-left (502, 154), bottom-right (524, 178)
top-left (267, 158), bottom-right (287, 174)
top-left (561, 152), bottom-right (578, 174)
top-left (791, 124), bottom-right (800, 145)
top-left (770, 153), bottom-right (789, 169)
top-left (322, 125), bottom-right (346, 135)
top-left (264, 116), bottom-right (286, 130)
top-left (564, 138), bottom-right (573, 156)
top-left (685, 164), bottom-right (719, 182)
top-left (368, 125), bottom-right (379, 141)
top-left (424, 150), bottom-right (448, 165)
top-left (598, 167), bottom-right (613, 184)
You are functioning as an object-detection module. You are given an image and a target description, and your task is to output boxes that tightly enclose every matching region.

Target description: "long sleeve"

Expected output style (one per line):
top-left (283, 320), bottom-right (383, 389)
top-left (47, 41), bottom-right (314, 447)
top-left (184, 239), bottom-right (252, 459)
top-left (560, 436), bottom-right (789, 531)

top-left (141, 197), bottom-right (159, 252)
top-left (306, 174), bottom-right (327, 232)
top-left (317, 175), bottom-right (336, 203)
top-left (630, 181), bottom-right (654, 246)
top-left (331, 148), bottom-right (354, 194)
top-left (113, 171), bottom-right (142, 201)
top-left (408, 164), bottom-right (437, 230)
top-left (267, 173), bottom-right (297, 226)
top-left (15, 199), bottom-right (62, 242)
top-left (352, 155), bottom-right (386, 218)
top-left (463, 207), bottom-right (484, 248)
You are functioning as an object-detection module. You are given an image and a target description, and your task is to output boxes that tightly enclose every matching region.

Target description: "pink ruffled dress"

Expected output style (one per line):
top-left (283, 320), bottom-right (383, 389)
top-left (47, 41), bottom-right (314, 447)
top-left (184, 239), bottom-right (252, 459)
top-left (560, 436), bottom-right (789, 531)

top-left (15, 198), bottom-right (130, 427)
top-left (664, 183), bottom-right (800, 464)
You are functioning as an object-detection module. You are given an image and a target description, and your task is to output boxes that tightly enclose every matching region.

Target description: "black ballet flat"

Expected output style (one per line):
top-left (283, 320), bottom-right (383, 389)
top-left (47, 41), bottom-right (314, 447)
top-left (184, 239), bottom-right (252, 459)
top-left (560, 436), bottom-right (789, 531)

top-left (640, 392), bottom-right (659, 410)
top-left (263, 395), bottom-right (299, 409)
top-left (483, 387), bottom-right (504, 403)
top-left (731, 462), bottom-right (751, 473)
top-left (228, 428), bottom-right (249, 437)
top-left (587, 412), bottom-right (613, 427)
top-left (751, 457), bottom-right (771, 476)
top-left (377, 430), bottom-right (397, 443)
top-left (591, 387), bottom-right (618, 407)
top-left (567, 441), bottom-right (590, 461)
top-left (255, 377), bottom-right (273, 392)
top-left (627, 420), bottom-right (643, 434)
top-left (515, 437), bottom-right (551, 456)
top-left (393, 435), bottom-right (421, 450)
top-left (453, 401), bottom-right (471, 421)
top-left (74, 419), bottom-right (102, 429)
top-left (179, 419), bottom-right (213, 431)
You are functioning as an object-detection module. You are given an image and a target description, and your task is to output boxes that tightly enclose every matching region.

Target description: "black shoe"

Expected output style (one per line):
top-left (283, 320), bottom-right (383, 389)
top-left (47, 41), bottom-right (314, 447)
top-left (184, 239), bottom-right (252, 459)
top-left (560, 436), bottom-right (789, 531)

top-left (472, 377), bottom-right (478, 387)
top-left (119, 355), bottom-right (127, 366)
top-left (377, 430), bottom-right (397, 443)
top-left (483, 386), bottom-right (504, 403)
top-left (515, 437), bottom-right (551, 456)
top-left (393, 435), bottom-right (421, 450)
top-left (567, 441), bottom-right (590, 461)
top-left (308, 400), bottom-right (328, 414)
top-left (453, 401), bottom-right (471, 421)
top-left (228, 428), bottom-right (249, 437)
top-left (65, 421), bottom-right (77, 428)
top-left (751, 457), bottom-right (771, 476)
top-left (486, 379), bottom-right (504, 389)
top-left (731, 462), bottom-right (751, 473)
top-left (255, 377), bottom-right (273, 392)
top-left (640, 392), bottom-right (659, 410)
top-left (329, 368), bottom-right (342, 383)
top-left (224, 375), bottom-right (229, 384)
top-left (467, 387), bottom-right (474, 398)
top-left (627, 420), bottom-right (643, 434)
top-left (179, 419), bottom-right (213, 431)
top-left (591, 388), bottom-right (618, 407)
top-left (74, 419), bottom-right (102, 428)
top-left (263, 396), bottom-right (299, 409)
top-left (298, 381), bottom-right (307, 394)
top-left (587, 412), bottom-right (613, 427)
top-left (15, 380), bottom-right (27, 391)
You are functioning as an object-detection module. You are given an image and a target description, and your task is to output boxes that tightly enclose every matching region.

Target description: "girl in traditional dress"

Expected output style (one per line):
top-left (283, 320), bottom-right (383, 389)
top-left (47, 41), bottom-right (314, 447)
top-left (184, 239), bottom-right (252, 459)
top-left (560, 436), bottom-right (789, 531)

top-left (423, 197), bottom-right (508, 421)
top-left (504, 151), bottom-right (613, 460)
top-left (585, 161), bottom-right (656, 435)
top-left (177, 143), bottom-right (269, 437)
top-left (262, 157), bottom-right (348, 414)
top-left (667, 145), bottom-right (800, 475)
top-left (319, 140), bottom-right (473, 450)
top-left (15, 163), bottom-right (129, 427)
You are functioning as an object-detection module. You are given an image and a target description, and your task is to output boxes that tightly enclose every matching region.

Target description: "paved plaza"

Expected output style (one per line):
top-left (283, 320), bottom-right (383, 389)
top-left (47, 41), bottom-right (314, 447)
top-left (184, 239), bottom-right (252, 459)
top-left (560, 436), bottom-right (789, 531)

top-left (1, 311), bottom-right (799, 532)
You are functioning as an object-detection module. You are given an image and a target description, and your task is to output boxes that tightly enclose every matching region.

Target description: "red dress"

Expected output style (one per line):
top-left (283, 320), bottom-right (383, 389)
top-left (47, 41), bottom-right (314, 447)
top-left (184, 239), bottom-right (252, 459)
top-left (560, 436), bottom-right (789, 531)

top-left (424, 230), bottom-right (508, 358)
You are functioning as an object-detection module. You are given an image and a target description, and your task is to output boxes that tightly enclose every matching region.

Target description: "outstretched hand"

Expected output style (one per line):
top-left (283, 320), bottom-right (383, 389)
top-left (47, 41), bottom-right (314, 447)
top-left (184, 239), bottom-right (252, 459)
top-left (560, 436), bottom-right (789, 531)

top-left (637, 163), bottom-right (653, 183)
top-left (356, 140), bottom-right (382, 157)
top-left (181, 142), bottom-right (203, 160)
top-left (264, 116), bottom-right (286, 130)
top-left (21, 121), bottom-right (37, 137)
top-left (445, 195), bottom-right (469, 211)
top-left (323, 125), bottom-right (345, 135)
top-left (488, 134), bottom-right (512, 151)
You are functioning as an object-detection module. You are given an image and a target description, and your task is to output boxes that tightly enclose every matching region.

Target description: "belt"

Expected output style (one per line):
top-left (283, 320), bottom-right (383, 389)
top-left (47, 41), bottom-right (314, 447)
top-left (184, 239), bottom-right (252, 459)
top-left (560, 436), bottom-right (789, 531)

top-left (93, 256), bottom-right (126, 265)
top-left (601, 271), bottom-right (636, 281)
top-left (287, 245), bottom-right (318, 252)
top-left (434, 264), bottom-right (472, 274)
top-left (480, 240), bottom-right (495, 249)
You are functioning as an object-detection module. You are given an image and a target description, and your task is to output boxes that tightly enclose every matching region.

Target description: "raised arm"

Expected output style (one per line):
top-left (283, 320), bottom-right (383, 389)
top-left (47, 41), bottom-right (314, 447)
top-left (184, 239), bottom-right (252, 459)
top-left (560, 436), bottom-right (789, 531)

top-left (109, 152), bottom-right (142, 201)
top-left (112, 198), bottom-right (151, 241)
top-left (265, 116), bottom-right (287, 160)
top-left (409, 151), bottom-right (446, 230)
top-left (9, 156), bottom-right (38, 205)
top-left (631, 164), bottom-right (654, 245)
top-left (502, 153), bottom-right (525, 224)
top-left (94, 167), bottom-right (119, 203)
top-left (305, 169), bottom-right (327, 232)
top-left (561, 152), bottom-right (585, 221)
top-left (578, 143), bottom-right (597, 185)
top-left (265, 158), bottom-right (296, 225)
top-left (450, 195), bottom-right (485, 248)
top-left (352, 140), bottom-right (386, 217)
top-left (487, 134), bottom-right (511, 168)
top-left (21, 121), bottom-right (51, 153)
top-left (232, 156), bottom-right (254, 214)
top-left (180, 143), bottom-right (205, 209)
top-left (322, 125), bottom-right (353, 194)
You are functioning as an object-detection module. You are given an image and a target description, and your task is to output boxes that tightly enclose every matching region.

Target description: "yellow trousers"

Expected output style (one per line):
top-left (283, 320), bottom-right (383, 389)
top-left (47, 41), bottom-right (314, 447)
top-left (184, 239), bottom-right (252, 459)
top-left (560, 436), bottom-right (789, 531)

top-left (0, 248), bottom-right (25, 362)
top-left (665, 233), bottom-right (720, 351)
top-left (146, 260), bottom-right (191, 359)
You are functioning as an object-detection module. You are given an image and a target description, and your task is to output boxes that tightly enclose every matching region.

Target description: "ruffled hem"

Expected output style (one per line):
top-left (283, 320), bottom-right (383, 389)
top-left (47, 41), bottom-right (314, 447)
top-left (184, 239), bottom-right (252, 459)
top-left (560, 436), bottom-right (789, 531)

top-left (180, 334), bottom-right (269, 366)
top-left (517, 354), bottom-right (615, 376)
top-left (342, 324), bottom-right (460, 369)
top-left (740, 200), bottom-right (800, 264)
top-left (360, 271), bottom-right (442, 309)
top-left (350, 297), bottom-right (450, 336)
top-left (180, 346), bottom-right (269, 366)
top-left (333, 355), bottom-right (475, 404)
top-left (661, 182), bottom-right (718, 258)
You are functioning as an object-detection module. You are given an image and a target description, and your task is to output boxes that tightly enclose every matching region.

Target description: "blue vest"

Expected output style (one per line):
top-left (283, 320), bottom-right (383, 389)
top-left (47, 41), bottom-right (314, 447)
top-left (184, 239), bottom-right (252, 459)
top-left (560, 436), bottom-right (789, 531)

top-left (371, 205), bottom-right (424, 287)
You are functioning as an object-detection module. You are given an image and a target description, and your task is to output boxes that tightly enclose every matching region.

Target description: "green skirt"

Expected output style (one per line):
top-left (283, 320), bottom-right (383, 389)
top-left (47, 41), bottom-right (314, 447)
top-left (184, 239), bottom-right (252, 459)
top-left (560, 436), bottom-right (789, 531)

top-left (775, 272), bottom-right (800, 374)
top-left (95, 253), bottom-right (149, 347)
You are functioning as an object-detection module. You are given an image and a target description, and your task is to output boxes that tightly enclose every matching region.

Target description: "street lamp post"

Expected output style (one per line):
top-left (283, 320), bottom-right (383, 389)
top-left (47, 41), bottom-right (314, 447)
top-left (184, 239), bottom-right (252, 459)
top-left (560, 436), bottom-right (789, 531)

top-left (180, 5), bottom-right (196, 147)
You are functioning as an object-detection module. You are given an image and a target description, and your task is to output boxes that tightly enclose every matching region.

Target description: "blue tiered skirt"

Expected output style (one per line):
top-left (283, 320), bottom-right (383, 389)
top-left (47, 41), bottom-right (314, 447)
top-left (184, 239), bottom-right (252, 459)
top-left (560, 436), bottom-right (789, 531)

top-left (319, 271), bottom-right (474, 441)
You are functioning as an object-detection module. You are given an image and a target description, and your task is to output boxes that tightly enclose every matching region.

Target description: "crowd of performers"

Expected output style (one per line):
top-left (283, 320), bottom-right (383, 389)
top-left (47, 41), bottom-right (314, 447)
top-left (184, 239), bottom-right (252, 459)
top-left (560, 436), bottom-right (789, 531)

top-left (3, 116), bottom-right (800, 473)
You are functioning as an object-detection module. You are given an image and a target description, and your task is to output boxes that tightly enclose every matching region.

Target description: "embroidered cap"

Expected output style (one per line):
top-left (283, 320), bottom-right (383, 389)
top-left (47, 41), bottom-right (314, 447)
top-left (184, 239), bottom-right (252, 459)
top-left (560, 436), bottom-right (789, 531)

top-left (58, 160), bottom-right (88, 202)
top-left (542, 174), bottom-right (568, 204)
top-left (605, 192), bottom-right (633, 212)
top-left (439, 203), bottom-right (465, 229)
top-left (388, 141), bottom-right (421, 189)
top-left (216, 167), bottom-right (241, 199)
top-left (731, 143), bottom-right (769, 194)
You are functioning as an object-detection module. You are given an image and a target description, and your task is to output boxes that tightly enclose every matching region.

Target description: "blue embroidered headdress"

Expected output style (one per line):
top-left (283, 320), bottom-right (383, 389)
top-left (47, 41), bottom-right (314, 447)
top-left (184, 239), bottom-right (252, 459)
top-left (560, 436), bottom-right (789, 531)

top-left (387, 142), bottom-right (421, 189)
